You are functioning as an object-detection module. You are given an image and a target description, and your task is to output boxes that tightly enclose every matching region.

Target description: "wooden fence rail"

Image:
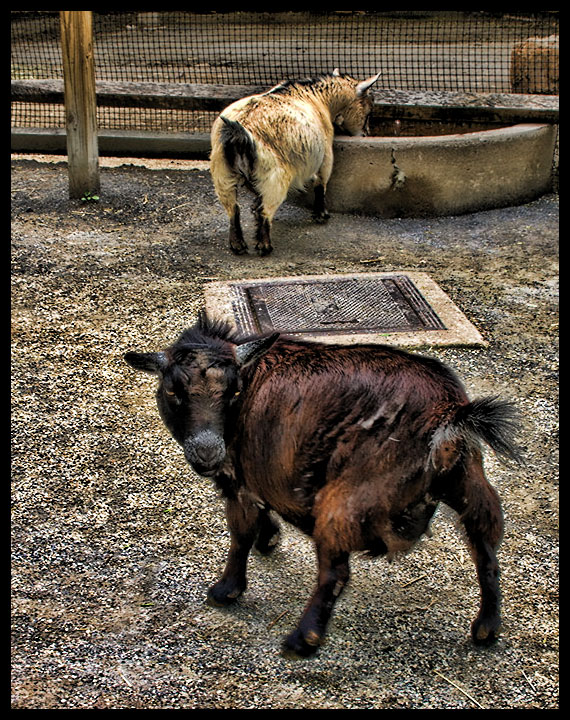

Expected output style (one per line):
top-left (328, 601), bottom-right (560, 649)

top-left (12, 78), bottom-right (559, 125)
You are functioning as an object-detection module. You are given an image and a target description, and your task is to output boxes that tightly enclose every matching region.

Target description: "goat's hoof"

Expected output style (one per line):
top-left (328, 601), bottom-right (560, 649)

top-left (255, 519), bottom-right (280, 555)
top-left (255, 244), bottom-right (273, 257)
top-left (471, 616), bottom-right (500, 645)
top-left (281, 628), bottom-right (321, 658)
top-left (206, 580), bottom-right (245, 607)
top-left (313, 211), bottom-right (330, 224)
top-left (230, 243), bottom-right (248, 256)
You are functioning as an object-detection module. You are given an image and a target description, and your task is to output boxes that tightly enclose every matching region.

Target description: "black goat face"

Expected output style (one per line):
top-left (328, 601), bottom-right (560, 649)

top-left (124, 328), bottom-right (279, 478)
top-left (125, 349), bottom-right (238, 477)
top-left (168, 358), bottom-right (239, 478)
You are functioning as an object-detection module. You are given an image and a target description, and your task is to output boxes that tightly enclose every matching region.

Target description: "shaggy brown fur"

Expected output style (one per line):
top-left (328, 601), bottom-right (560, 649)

top-left (125, 313), bottom-right (521, 657)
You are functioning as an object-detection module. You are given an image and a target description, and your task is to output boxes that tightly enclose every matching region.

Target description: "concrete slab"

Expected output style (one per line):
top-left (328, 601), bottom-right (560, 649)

top-left (204, 271), bottom-right (486, 348)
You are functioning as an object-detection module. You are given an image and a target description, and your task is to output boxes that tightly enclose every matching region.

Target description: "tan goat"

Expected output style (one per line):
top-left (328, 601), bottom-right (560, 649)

top-left (210, 70), bottom-right (381, 256)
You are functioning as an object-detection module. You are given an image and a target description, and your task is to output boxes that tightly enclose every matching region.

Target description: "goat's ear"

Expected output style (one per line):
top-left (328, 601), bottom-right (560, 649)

top-left (356, 71), bottom-right (381, 96)
top-left (334, 112), bottom-right (345, 127)
top-left (234, 333), bottom-right (280, 369)
top-left (124, 351), bottom-right (168, 375)
top-left (332, 67), bottom-right (340, 76)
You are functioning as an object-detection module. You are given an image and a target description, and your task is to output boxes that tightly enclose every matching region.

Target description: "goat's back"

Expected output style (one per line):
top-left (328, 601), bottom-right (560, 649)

top-left (212, 91), bottom-right (332, 181)
top-left (234, 339), bottom-right (469, 506)
top-left (243, 338), bottom-right (467, 415)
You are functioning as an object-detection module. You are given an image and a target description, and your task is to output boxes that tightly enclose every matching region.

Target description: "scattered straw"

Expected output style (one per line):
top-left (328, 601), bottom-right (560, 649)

top-left (267, 609), bottom-right (289, 630)
top-left (434, 670), bottom-right (485, 709)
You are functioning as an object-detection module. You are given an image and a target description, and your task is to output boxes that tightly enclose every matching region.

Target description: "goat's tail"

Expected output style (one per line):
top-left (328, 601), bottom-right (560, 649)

top-left (430, 396), bottom-right (523, 468)
top-left (219, 116), bottom-right (257, 181)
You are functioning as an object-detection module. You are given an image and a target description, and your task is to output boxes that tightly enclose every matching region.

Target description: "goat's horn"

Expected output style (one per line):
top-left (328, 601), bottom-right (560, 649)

top-left (356, 71), bottom-right (381, 96)
top-left (234, 333), bottom-right (280, 368)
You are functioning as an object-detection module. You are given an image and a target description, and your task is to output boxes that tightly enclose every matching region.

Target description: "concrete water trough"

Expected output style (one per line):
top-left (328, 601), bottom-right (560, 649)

top-left (298, 122), bottom-right (557, 218)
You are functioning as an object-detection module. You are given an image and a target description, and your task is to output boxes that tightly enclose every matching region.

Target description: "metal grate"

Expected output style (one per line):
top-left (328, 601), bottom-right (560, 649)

top-left (229, 275), bottom-right (445, 337)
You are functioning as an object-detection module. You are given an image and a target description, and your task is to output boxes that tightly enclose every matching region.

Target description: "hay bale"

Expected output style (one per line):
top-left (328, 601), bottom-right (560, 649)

top-left (511, 34), bottom-right (559, 94)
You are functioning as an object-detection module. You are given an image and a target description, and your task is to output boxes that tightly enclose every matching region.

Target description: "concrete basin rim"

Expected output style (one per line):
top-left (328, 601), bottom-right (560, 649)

top-left (334, 123), bottom-right (553, 149)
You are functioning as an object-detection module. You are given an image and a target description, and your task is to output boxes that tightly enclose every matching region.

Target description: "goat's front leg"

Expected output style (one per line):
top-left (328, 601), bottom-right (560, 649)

top-left (312, 145), bottom-right (333, 223)
top-left (282, 548), bottom-right (350, 658)
top-left (312, 184), bottom-right (330, 223)
top-left (207, 496), bottom-right (259, 606)
top-left (255, 508), bottom-right (280, 555)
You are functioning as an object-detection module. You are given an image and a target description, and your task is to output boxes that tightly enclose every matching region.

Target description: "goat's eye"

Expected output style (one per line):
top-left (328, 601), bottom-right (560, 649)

top-left (163, 387), bottom-right (181, 404)
top-left (229, 389), bottom-right (241, 404)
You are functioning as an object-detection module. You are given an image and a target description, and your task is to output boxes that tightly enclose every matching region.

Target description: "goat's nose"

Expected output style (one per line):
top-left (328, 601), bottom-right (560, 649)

top-left (195, 442), bottom-right (221, 464)
top-left (184, 431), bottom-right (226, 476)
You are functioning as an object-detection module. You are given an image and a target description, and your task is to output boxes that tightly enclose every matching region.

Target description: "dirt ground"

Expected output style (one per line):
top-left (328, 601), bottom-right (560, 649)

top-left (11, 155), bottom-right (558, 709)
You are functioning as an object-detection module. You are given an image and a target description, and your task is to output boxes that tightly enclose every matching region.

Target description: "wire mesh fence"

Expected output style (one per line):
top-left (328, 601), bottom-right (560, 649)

top-left (11, 11), bottom-right (559, 134)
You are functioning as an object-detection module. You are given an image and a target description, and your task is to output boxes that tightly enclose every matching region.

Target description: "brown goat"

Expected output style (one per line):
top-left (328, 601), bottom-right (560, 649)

top-left (124, 313), bottom-right (521, 658)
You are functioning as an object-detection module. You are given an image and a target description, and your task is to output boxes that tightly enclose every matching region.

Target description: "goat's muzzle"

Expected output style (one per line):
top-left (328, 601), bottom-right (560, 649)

top-left (184, 431), bottom-right (226, 477)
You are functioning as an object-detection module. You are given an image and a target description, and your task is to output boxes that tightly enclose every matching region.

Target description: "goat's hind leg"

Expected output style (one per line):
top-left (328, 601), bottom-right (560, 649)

top-left (251, 193), bottom-right (273, 257)
top-left (210, 158), bottom-right (248, 254)
top-left (252, 173), bottom-right (290, 256)
top-left (442, 452), bottom-right (504, 644)
top-left (228, 204), bottom-right (248, 255)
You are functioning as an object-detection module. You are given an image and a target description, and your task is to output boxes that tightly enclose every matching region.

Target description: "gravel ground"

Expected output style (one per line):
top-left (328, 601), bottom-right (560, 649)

top-left (11, 156), bottom-right (558, 709)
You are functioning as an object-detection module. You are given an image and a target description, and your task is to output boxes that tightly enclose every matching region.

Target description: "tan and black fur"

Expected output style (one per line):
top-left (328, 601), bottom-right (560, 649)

top-left (210, 70), bottom-right (381, 256)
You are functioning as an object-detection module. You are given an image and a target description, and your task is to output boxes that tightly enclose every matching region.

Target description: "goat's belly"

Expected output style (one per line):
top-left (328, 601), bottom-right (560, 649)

top-left (278, 142), bottom-right (327, 186)
top-left (309, 473), bottom-right (439, 556)
top-left (258, 486), bottom-right (318, 534)
top-left (363, 496), bottom-right (439, 558)
top-left (273, 506), bottom-right (317, 537)
top-left (237, 471), bottom-right (319, 536)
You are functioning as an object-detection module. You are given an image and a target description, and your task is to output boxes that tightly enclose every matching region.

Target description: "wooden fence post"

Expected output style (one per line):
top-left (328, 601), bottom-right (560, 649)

top-left (60, 11), bottom-right (99, 199)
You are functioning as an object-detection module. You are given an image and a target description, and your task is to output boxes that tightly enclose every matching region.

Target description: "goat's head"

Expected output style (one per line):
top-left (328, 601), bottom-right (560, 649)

top-left (332, 69), bottom-right (381, 136)
top-left (125, 317), bottom-right (279, 477)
